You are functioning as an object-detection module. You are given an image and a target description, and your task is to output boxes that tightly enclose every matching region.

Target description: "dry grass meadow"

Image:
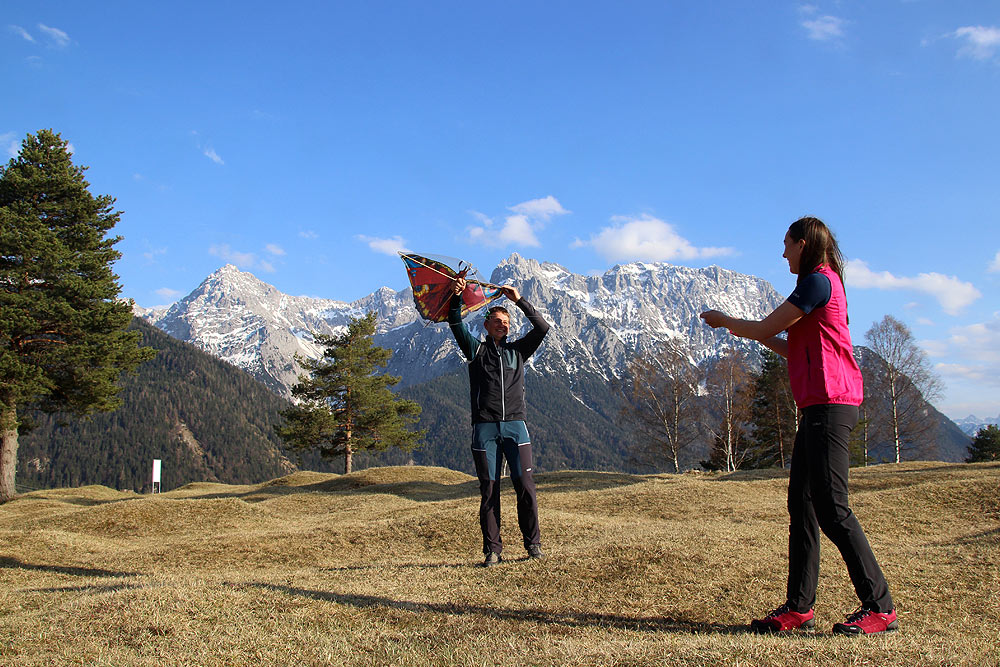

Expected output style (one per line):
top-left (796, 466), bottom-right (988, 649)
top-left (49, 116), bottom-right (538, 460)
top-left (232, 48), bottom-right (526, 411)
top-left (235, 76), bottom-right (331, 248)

top-left (1, 460), bottom-right (998, 666)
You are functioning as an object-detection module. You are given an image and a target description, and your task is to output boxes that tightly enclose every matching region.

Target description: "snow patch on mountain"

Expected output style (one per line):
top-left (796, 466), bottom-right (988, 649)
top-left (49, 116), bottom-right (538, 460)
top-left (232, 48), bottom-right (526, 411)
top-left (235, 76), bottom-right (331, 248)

top-left (136, 256), bottom-right (785, 397)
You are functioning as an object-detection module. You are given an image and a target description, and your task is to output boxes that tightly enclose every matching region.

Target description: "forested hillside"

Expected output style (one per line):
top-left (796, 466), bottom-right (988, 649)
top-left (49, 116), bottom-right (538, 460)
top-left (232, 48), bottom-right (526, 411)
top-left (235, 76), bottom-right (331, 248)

top-left (16, 319), bottom-right (308, 493)
top-left (16, 319), bottom-right (971, 495)
top-left (396, 370), bottom-right (640, 474)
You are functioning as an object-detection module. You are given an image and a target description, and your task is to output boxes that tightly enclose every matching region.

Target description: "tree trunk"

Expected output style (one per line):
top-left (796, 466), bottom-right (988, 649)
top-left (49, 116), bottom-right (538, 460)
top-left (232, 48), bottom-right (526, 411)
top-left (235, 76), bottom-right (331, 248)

top-left (0, 403), bottom-right (19, 503)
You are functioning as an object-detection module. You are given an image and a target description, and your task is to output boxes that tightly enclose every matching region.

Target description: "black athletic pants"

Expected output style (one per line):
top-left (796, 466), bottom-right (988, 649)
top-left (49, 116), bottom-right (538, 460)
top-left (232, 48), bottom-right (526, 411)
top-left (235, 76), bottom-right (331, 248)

top-left (471, 421), bottom-right (540, 556)
top-left (786, 404), bottom-right (894, 613)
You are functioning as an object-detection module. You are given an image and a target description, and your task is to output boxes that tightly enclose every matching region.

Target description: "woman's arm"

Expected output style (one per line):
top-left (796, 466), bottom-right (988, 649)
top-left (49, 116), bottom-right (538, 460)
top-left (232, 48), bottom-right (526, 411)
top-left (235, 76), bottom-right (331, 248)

top-left (700, 300), bottom-right (805, 359)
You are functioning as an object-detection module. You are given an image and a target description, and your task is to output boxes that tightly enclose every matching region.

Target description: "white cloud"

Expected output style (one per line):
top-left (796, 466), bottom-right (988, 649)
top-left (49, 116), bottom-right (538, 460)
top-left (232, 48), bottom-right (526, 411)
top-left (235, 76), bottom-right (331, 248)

top-left (155, 287), bottom-right (182, 300)
top-left (37, 23), bottom-right (70, 48)
top-left (203, 148), bottom-right (224, 165)
top-left (573, 214), bottom-right (735, 263)
top-left (265, 243), bottom-right (285, 256)
top-left (944, 320), bottom-right (1000, 363)
top-left (508, 195), bottom-right (569, 222)
top-left (259, 260), bottom-right (276, 273)
top-left (1, 132), bottom-right (19, 158)
top-left (9, 25), bottom-right (35, 42)
top-left (989, 251), bottom-right (1000, 273)
top-left (929, 316), bottom-right (1000, 390)
top-left (209, 244), bottom-right (257, 269)
top-left (951, 25), bottom-right (1000, 61)
top-left (142, 245), bottom-right (167, 263)
top-left (801, 14), bottom-right (846, 42)
top-left (357, 235), bottom-right (410, 256)
top-left (467, 196), bottom-right (570, 248)
top-left (847, 259), bottom-right (981, 315)
top-left (299, 230), bottom-right (319, 240)
top-left (919, 315), bottom-right (1000, 416)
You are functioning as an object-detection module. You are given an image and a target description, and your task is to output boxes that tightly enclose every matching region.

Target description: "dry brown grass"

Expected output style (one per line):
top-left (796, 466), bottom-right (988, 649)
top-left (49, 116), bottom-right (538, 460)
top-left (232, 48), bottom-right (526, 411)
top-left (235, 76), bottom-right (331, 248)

top-left (1, 461), bottom-right (998, 666)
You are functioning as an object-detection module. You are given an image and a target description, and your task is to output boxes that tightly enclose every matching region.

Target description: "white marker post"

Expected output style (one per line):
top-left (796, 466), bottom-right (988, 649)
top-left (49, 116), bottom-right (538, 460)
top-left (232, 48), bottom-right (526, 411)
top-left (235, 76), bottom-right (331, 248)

top-left (152, 459), bottom-right (162, 494)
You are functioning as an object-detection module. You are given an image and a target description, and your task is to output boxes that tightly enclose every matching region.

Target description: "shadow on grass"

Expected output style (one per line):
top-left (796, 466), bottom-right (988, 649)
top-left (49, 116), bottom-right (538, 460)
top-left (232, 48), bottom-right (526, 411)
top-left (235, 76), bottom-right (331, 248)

top-left (935, 525), bottom-right (1000, 547)
top-left (23, 582), bottom-right (144, 595)
top-left (534, 471), bottom-right (649, 494)
top-left (13, 493), bottom-right (134, 508)
top-left (320, 561), bottom-right (472, 572)
top-left (171, 471), bottom-right (649, 504)
top-left (711, 469), bottom-right (789, 483)
top-left (244, 582), bottom-right (748, 635)
top-left (178, 478), bottom-right (483, 503)
top-left (0, 556), bottom-right (139, 579)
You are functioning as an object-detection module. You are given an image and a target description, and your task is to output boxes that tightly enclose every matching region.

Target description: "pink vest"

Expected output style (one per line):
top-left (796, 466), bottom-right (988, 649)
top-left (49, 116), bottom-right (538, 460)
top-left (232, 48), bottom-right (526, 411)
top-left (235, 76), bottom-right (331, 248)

top-left (786, 265), bottom-right (864, 409)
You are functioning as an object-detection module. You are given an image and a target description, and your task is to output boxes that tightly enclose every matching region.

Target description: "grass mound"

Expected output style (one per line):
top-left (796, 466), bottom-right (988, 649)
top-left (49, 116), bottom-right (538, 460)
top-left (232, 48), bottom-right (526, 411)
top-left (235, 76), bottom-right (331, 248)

top-left (1, 461), bottom-right (997, 666)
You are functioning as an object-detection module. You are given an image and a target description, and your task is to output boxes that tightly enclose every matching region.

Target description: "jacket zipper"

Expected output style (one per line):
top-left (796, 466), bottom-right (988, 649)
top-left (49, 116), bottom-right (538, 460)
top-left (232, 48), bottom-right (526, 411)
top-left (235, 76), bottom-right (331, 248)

top-left (492, 338), bottom-right (506, 420)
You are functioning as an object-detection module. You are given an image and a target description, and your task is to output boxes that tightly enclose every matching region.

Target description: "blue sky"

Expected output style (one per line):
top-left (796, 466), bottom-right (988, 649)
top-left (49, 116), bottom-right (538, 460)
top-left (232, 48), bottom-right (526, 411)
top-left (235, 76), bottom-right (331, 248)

top-left (3, 2), bottom-right (999, 420)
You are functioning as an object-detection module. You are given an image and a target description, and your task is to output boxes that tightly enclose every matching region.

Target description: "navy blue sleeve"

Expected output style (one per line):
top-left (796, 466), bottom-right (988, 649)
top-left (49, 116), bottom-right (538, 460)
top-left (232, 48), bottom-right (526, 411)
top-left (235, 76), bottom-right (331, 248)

top-left (787, 272), bottom-right (832, 314)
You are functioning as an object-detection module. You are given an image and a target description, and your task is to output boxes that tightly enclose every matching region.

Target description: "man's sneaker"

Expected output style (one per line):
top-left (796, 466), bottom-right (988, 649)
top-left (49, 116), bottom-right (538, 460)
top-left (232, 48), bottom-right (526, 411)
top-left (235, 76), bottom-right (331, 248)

top-left (527, 544), bottom-right (544, 559)
top-left (832, 607), bottom-right (898, 635)
top-left (482, 552), bottom-right (502, 568)
top-left (750, 603), bottom-right (815, 633)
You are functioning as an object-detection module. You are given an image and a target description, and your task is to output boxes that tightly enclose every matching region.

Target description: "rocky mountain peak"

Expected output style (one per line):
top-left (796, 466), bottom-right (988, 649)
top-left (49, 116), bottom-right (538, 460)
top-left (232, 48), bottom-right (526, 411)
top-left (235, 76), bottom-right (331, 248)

top-left (141, 255), bottom-right (786, 395)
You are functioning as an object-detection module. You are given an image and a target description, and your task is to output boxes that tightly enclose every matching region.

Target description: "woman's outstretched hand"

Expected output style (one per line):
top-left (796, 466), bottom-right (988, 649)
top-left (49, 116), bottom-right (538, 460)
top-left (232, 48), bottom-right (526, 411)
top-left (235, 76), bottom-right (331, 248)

top-left (700, 310), bottom-right (729, 329)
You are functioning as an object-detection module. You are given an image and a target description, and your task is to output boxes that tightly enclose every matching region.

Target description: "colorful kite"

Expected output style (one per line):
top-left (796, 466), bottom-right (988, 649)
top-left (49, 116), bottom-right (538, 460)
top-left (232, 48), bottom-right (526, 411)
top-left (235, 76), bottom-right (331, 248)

top-left (399, 253), bottom-right (503, 323)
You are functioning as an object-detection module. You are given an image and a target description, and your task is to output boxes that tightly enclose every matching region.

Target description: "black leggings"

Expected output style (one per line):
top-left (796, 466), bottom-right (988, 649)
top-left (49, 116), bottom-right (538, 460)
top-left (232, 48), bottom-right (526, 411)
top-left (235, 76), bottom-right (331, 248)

top-left (786, 404), bottom-right (893, 613)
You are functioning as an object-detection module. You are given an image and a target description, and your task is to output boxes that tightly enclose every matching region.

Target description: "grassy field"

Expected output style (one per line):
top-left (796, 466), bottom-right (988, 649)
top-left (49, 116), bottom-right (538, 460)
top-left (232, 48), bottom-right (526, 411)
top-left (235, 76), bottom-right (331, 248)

top-left (1, 461), bottom-right (998, 666)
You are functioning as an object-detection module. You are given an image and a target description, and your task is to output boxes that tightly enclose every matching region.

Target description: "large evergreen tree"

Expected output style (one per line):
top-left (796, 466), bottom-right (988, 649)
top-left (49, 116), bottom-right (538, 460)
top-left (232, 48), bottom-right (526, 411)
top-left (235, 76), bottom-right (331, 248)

top-left (745, 350), bottom-right (797, 469)
top-left (0, 129), bottom-right (154, 502)
top-left (276, 312), bottom-right (424, 473)
top-left (966, 424), bottom-right (1000, 463)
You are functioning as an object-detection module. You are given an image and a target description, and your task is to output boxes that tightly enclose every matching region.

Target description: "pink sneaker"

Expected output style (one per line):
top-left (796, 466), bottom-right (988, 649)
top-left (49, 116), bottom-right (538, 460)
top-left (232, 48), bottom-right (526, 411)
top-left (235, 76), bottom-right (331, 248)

top-left (750, 603), bottom-right (815, 633)
top-left (832, 607), bottom-right (898, 635)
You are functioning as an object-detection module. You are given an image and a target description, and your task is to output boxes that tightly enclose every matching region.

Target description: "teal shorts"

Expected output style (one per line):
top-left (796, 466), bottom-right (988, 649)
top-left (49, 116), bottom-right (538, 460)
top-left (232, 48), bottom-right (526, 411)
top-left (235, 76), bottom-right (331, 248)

top-left (471, 421), bottom-right (532, 482)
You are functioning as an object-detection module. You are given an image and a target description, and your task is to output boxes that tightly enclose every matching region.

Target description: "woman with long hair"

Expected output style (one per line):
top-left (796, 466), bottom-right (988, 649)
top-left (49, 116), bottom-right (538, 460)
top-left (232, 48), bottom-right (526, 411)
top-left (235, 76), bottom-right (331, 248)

top-left (700, 216), bottom-right (897, 636)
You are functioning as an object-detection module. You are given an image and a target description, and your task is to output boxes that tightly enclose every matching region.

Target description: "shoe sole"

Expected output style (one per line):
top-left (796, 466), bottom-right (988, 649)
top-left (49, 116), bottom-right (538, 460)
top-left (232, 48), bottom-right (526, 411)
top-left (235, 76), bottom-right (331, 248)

top-left (832, 620), bottom-right (899, 635)
top-left (750, 619), bottom-right (816, 633)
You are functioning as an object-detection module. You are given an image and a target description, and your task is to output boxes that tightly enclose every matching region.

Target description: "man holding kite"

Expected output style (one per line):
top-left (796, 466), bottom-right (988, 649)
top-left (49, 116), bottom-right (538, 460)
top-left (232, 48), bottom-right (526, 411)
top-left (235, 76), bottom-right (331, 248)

top-left (449, 275), bottom-right (549, 567)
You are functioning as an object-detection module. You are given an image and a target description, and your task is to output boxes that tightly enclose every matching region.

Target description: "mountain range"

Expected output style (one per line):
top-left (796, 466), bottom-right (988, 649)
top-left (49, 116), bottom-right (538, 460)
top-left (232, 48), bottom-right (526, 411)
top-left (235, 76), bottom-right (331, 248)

top-left (953, 415), bottom-right (1000, 437)
top-left (136, 254), bottom-right (970, 469)
top-left (136, 254), bottom-right (785, 394)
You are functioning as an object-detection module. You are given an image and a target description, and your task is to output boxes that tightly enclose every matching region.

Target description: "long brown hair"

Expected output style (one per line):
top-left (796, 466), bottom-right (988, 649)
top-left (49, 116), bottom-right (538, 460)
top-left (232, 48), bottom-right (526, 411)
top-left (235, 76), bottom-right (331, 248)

top-left (787, 216), bottom-right (845, 285)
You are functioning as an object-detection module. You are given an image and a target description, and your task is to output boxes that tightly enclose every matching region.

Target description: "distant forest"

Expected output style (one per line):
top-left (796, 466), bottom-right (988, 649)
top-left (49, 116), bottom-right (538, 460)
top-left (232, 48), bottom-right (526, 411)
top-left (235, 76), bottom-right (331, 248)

top-left (16, 318), bottom-right (971, 495)
top-left (16, 320), bottom-right (330, 493)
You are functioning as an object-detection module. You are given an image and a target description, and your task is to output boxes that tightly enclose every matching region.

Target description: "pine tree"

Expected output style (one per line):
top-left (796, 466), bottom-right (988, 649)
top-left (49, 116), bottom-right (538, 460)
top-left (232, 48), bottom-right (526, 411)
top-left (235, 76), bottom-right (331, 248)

top-left (275, 312), bottom-right (424, 474)
top-left (745, 350), bottom-right (797, 469)
top-left (966, 424), bottom-right (1000, 463)
top-left (0, 129), bottom-right (155, 502)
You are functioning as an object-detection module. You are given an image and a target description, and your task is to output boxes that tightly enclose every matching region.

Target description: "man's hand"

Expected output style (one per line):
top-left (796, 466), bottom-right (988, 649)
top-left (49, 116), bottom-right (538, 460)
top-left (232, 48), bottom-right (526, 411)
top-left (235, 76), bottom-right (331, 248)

top-left (501, 285), bottom-right (520, 302)
top-left (452, 277), bottom-right (467, 295)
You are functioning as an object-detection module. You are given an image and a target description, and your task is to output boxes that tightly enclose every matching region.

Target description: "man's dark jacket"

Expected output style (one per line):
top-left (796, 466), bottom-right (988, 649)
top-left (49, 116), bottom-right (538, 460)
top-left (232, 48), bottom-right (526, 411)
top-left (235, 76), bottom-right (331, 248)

top-left (448, 294), bottom-right (549, 424)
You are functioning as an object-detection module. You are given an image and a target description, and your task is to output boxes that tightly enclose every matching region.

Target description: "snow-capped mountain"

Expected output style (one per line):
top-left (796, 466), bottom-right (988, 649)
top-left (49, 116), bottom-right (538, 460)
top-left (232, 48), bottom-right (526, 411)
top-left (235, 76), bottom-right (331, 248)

top-left (136, 255), bottom-right (785, 397)
top-left (954, 415), bottom-right (1000, 436)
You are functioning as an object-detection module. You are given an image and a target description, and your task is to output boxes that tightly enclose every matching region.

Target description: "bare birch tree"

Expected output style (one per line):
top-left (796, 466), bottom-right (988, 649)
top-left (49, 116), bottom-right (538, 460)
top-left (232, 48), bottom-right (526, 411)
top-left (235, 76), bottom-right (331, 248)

top-left (864, 315), bottom-right (943, 463)
top-left (620, 338), bottom-right (702, 473)
top-left (703, 348), bottom-right (754, 472)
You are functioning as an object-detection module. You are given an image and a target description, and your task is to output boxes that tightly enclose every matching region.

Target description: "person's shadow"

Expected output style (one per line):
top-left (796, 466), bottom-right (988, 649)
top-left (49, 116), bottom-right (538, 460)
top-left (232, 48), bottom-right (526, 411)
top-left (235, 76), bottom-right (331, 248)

top-left (243, 581), bottom-right (748, 635)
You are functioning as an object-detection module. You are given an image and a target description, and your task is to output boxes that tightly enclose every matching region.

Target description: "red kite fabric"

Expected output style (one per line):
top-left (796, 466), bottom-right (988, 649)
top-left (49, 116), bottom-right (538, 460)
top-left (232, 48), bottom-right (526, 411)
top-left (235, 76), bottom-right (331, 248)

top-left (400, 253), bottom-right (502, 323)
